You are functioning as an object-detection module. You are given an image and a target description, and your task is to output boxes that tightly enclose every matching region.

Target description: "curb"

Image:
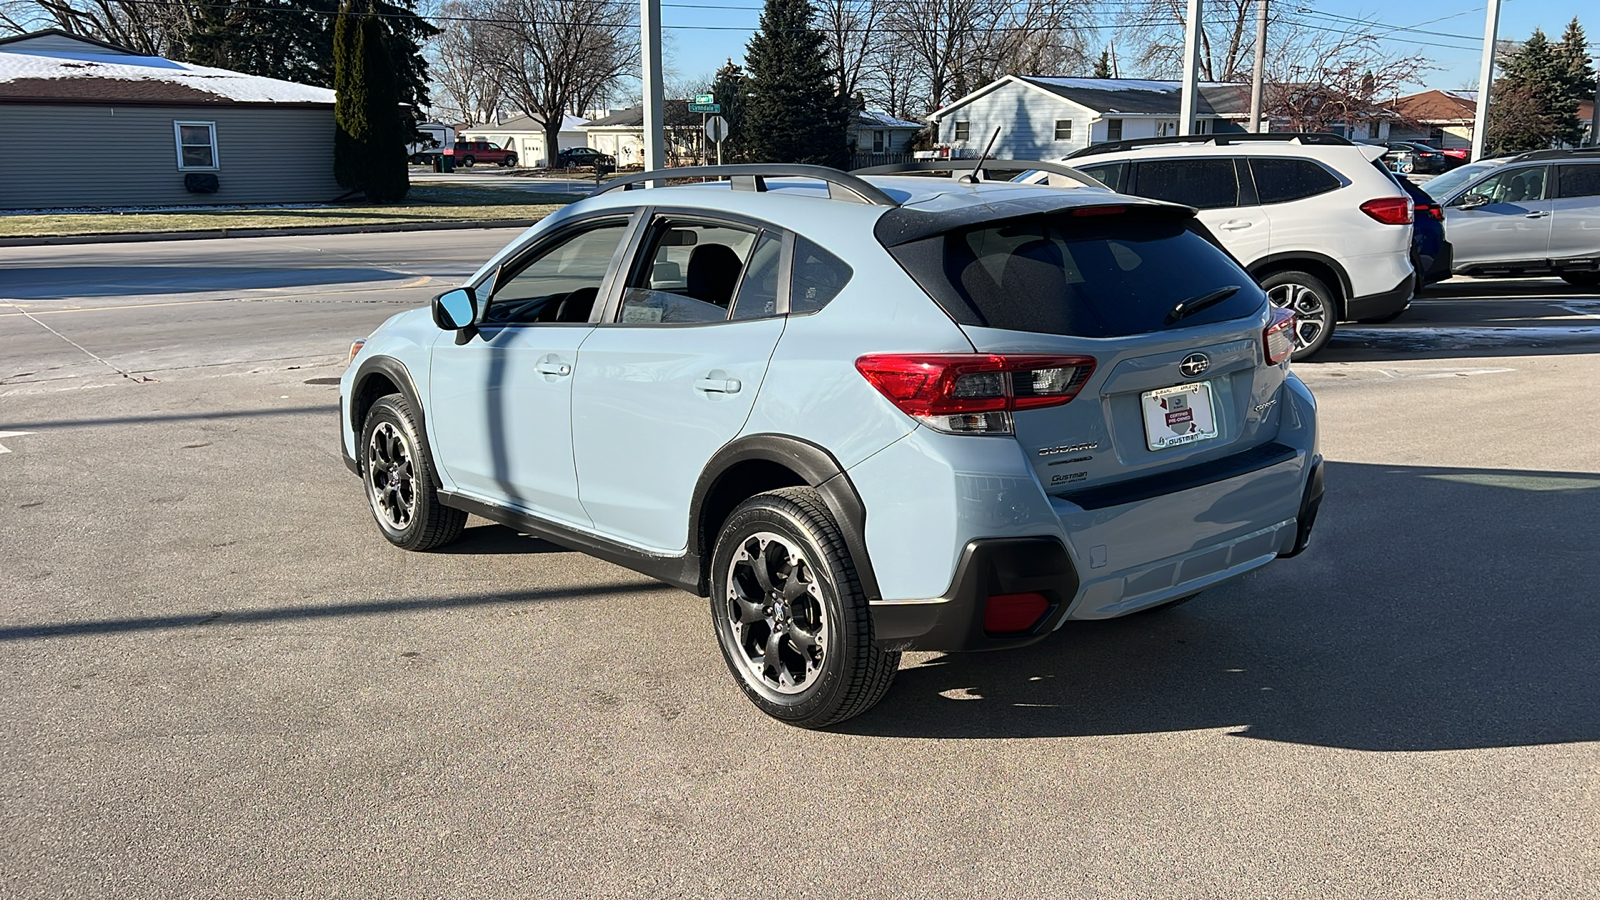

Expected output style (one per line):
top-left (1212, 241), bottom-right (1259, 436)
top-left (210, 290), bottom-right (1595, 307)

top-left (0, 217), bottom-right (545, 248)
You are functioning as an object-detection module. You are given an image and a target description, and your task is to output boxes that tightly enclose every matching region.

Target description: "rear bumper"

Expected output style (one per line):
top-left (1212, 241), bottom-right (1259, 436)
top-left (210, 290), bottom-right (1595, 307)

top-left (1344, 271), bottom-right (1415, 321)
top-left (1423, 240), bottom-right (1454, 284)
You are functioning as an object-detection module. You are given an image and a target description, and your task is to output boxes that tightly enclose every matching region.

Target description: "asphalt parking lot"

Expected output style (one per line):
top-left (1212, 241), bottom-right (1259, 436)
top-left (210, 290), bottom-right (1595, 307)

top-left (2, 231), bottom-right (1598, 897)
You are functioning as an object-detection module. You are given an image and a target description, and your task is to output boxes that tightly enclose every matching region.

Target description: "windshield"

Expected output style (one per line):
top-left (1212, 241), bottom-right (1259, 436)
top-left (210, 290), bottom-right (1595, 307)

top-left (1422, 160), bottom-right (1504, 200)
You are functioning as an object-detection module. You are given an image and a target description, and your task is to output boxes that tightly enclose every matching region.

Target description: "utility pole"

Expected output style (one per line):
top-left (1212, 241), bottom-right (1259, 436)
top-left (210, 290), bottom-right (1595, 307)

top-left (641, 0), bottom-right (665, 175)
top-left (1249, 0), bottom-right (1267, 132)
top-left (1178, 0), bottom-right (1203, 135)
top-left (1470, 0), bottom-right (1502, 161)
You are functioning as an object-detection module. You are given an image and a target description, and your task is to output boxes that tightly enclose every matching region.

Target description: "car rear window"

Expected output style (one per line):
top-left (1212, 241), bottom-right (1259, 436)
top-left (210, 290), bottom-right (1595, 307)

top-left (889, 213), bottom-right (1265, 338)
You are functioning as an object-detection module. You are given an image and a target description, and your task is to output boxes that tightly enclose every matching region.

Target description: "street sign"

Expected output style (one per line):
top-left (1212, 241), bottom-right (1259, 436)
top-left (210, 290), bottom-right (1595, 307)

top-left (687, 102), bottom-right (721, 114)
top-left (694, 93), bottom-right (715, 105)
top-left (704, 115), bottom-right (729, 143)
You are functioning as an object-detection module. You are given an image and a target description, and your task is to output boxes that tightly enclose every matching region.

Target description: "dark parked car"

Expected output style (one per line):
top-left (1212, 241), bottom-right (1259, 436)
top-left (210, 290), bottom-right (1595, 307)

top-left (1381, 141), bottom-right (1449, 175)
top-left (555, 147), bottom-right (616, 170)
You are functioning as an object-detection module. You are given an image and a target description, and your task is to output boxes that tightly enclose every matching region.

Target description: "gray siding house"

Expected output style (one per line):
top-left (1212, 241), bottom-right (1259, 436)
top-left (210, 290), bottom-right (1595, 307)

top-left (928, 76), bottom-right (1254, 158)
top-left (0, 29), bottom-right (341, 210)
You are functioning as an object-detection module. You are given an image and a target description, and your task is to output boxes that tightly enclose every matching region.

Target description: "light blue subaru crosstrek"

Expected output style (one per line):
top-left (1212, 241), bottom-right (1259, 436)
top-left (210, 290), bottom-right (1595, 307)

top-left (339, 163), bottom-right (1323, 728)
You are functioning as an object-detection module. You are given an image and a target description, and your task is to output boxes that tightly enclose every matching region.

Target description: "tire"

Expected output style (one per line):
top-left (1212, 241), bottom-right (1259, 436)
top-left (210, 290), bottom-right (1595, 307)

top-left (709, 487), bottom-right (899, 728)
top-left (505, 155), bottom-right (518, 167)
top-left (1560, 272), bottom-right (1600, 288)
top-left (1260, 270), bottom-right (1337, 361)
top-left (461, 155), bottom-right (475, 167)
top-left (360, 394), bottom-right (466, 551)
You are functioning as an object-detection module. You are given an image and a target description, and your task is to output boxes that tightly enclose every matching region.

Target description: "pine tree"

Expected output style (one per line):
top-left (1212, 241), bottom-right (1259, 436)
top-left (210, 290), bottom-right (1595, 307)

top-left (711, 61), bottom-right (751, 163)
top-left (1488, 28), bottom-right (1568, 154)
top-left (742, 0), bottom-right (851, 166)
top-left (1554, 17), bottom-right (1597, 147)
top-left (361, 13), bottom-right (410, 202)
top-left (333, 1), bottom-right (368, 192)
top-left (1093, 50), bottom-right (1112, 79)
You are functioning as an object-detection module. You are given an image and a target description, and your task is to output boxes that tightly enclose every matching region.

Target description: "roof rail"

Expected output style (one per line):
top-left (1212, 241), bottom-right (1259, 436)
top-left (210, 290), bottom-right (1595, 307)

top-left (849, 159), bottom-right (1107, 189)
top-left (592, 164), bottom-right (899, 207)
top-left (1508, 146), bottom-right (1600, 162)
top-left (1065, 132), bottom-right (1354, 159)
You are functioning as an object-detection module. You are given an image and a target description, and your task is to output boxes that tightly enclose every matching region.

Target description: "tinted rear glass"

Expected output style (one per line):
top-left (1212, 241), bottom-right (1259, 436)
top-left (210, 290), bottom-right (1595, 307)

top-left (1251, 158), bottom-right (1341, 204)
top-left (890, 214), bottom-right (1265, 338)
top-left (1133, 159), bottom-right (1240, 209)
top-left (1558, 164), bottom-right (1600, 199)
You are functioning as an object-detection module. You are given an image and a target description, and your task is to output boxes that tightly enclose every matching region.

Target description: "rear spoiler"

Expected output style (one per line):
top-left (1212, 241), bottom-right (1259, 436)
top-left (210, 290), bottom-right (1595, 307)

top-left (872, 194), bottom-right (1195, 248)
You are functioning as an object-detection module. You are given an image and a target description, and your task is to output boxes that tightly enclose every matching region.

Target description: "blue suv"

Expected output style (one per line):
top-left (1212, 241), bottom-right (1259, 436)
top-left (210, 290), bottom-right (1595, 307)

top-left (340, 163), bottom-right (1323, 728)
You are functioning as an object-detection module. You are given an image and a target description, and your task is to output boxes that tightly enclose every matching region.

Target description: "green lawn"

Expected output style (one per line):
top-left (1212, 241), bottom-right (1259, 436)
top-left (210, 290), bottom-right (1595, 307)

top-left (0, 184), bottom-right (579, 239)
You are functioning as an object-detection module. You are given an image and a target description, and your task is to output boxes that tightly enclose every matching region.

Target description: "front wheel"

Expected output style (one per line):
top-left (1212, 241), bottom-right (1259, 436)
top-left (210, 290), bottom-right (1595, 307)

top-left (503, 155), bottom-right (518, 167)
top-left (709, 487), bottom-right (899, 729)
top-left (361, 395), bottom-right (465, 551)
top-left (461, 155), bottom-right (475, 167)
top-left (1560, 272), bottom-right (1600, 289)
top-left (1261, 270), bottom-right (1337, 361)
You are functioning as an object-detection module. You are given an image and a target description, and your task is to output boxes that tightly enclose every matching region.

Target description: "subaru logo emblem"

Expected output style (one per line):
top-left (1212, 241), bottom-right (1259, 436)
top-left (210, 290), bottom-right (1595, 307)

top-left (1179, 353), bottom-right (1210, 378)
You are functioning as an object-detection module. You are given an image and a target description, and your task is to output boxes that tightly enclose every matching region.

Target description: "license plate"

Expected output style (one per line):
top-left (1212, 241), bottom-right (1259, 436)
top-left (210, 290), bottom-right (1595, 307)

top-left (1141, 382), bottom-right (1219, 451)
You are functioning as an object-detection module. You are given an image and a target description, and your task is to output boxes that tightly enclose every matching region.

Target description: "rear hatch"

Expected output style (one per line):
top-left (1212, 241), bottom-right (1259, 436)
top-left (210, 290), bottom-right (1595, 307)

top-left (883, 203), bottom-right (1292, 500)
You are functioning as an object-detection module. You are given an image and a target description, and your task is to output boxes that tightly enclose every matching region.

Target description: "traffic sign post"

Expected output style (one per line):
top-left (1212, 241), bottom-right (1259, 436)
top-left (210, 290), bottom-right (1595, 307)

top-left (705, 115), bottom-right (729, 166)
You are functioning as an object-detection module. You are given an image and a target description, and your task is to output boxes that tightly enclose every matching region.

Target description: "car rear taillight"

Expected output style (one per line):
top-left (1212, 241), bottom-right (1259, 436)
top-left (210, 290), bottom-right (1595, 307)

top-left (854, 353), bottom-right (1097, 435)
top-left (1360, 196), bottom-right (1413, 224)
top-left (1415, 201), bottom-right (1443, 221)
top-left (1264, 308), bottom-right (1296, 366)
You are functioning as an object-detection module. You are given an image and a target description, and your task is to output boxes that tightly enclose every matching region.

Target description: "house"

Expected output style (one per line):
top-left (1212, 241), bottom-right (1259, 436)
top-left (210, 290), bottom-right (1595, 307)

top-left (850, 109), bottom-right (923, 162)
top-left (0, 29), bottom-right (341, 210)
top-left (1387, 90), bottom-right (1476, 151)
top-left (581, 101), bottom-right (704, 167)
top-left (463, 113), bottom-right (588, 167)
top-left (928, 76), bottom-right (1258, 158)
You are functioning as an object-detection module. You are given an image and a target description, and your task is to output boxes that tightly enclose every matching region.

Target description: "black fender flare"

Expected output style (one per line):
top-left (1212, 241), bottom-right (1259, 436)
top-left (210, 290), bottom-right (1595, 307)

top-left (1248, 251), bottom-right (1353, 307)
top-left (347, 356), bottom-right (443, 490)
top-left (689, 434), bottom-right (882, 603)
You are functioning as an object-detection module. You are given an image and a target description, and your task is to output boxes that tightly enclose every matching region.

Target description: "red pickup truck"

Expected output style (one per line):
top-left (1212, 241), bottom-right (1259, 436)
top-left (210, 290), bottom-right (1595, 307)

top-left (450, 140), bottom-right (518, 168)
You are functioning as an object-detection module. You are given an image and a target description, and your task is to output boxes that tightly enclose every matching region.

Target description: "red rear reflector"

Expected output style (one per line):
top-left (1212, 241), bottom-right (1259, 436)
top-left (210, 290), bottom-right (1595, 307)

top-left (1360, 196), bottom-right (1413, 225)
top-left (1071, 205), bottom-right (1127, 217)
top-left (1264, 307), bottom-right (1296, 365)
top-left (855, 353), bottom-right (1096, 434)
top-left (984, 592), bottom-right (1050, 634)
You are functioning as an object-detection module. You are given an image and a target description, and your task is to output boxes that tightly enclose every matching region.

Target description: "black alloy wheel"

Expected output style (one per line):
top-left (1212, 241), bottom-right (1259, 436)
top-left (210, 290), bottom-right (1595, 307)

top-left (360, 394), bottom-right (465, 551)
top-left (709, 487), bottom-right (898, 728)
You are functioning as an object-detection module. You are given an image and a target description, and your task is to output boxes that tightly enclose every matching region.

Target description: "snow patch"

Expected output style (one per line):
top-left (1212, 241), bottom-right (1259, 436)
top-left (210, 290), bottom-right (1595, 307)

top-left (0, 47), bottom-right (335, 104)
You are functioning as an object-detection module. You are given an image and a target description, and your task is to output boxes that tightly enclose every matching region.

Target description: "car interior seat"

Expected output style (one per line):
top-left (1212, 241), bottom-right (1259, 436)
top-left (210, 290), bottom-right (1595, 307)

top-left (685, 244), bottom-right (744, 309)
top-left (1506, 174), bottom-right (1528, 203)
top-left (550, 286), bottom-right (598, 323)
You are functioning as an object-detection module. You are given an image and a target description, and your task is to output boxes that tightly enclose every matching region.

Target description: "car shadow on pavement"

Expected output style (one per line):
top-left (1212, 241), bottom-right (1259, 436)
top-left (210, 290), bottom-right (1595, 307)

top-left (840, 461), bottom-right (1600, 751)
top-left (447, 524), bottom-right (570, 555)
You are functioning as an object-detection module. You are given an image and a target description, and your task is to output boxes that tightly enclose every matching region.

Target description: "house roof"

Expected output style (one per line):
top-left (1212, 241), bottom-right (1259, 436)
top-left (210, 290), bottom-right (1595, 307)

top-left (583, 101), bottom-right (700, 128)
top-left (486, 113), bottom-right (589, 133)
top-left (856, 109), bottom-right (921, 129)
top-left (0, 28), bottom-right (138, 55)
top-left (1391, 89), bottom-right (1476, 123)
top-left (0, 30), bottom-right (335, 107)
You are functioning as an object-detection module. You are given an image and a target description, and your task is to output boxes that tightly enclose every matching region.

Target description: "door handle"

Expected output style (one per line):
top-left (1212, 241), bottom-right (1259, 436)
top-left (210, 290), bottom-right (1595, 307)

top-left (1219, 220), bottom-right (1254, 230)
top-left (1524, 211), bottom-right (1550, 219)
top-left (695, 377), bottom-right (742, 394)
top-left (536, 361), bottom-right (571, 376)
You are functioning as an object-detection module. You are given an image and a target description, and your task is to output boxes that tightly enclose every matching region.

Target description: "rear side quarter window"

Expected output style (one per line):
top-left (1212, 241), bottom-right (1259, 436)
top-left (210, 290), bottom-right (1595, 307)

top-left (1557, 164), bottom-right (1600, 199)
top-left (790, 236), bottom-right (853, 314)
top-left (1249, 158), bottom-right (1342, 204)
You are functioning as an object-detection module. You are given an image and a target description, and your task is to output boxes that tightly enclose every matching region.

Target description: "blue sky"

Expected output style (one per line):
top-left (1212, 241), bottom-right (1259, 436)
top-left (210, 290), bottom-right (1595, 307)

top-left (657, 0), bottom-right (1596, 94)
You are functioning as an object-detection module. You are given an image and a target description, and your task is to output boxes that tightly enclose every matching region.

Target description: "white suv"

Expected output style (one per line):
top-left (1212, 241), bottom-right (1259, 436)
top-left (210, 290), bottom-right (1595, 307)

top-left (1030, 134), bottom-right (1416, 359)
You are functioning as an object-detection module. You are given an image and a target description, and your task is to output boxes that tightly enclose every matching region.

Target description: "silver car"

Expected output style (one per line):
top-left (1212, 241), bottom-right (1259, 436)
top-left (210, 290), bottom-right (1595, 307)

top-left (1422, 148), bottom-right (1600, 288)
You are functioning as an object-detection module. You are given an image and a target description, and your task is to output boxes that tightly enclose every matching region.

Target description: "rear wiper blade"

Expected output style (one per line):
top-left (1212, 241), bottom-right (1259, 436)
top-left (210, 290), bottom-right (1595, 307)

top-left (1167, 285), bottom-right (1242, 324)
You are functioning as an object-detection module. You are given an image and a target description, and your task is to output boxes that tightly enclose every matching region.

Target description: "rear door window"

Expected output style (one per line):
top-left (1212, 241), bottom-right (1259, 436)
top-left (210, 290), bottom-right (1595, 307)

top-left (1249, 158), bottom-right (1342, 204)
top-left (1557, 165), bottom-right (1600, 198)
top-left (1131, 158), bottom-right (1240, 209)
top-left (889, 213), bottom-right (1264, 338)
top-left (1074, 161), bottom-right (1127, 191)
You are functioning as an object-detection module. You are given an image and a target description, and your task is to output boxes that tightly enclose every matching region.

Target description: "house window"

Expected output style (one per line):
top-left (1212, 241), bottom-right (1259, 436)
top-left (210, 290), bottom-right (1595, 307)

top-left (1430, 126), bottom-right (1445, 145)
top-left (1055, 119), bottom-right (1073, 141)
top-left (1368, 121), bottom-right (1381, 139)
top-left (954, 120), bottom-right (970, 141)
top-left (873, 130), bottom-right (885, 153)
top-left (174, 121), bottom-right (218, 170)
top-left (1157, 120), bottom-right (1176, 137)
top-left (1194, 119), bottom-right (1212, 134)
top-left (1105, 118), bottom-right (1123, 141)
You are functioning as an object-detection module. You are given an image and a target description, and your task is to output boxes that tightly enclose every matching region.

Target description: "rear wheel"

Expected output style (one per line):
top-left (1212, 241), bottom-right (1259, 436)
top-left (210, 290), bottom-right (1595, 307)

top-left (709, 487), bottom-right (898, 729)
top-left (361, 395), bottom-right (465, 551)
top-left (1560, 272), bottom-right (1600, 288)
top-left (461, 155), bottom-right (475, 167)
top-left (1261, 270), bottom-right (1336, 361)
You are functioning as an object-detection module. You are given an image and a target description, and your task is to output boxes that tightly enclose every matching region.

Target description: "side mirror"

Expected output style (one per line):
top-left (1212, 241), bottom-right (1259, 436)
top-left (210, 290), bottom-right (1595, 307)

top-left (1457, 193), bottom-right (1489, 210)
top-left (432, 287), bottom-right (478, 330)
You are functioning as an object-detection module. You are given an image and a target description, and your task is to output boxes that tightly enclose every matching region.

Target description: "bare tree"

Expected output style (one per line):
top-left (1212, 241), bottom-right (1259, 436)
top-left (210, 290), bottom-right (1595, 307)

top-left (1262, 30), bottom-right (1430, 132)
top-left (485, 0), bottom-right (636, 159)
top-left (1123, 0), bottom-right (1259, 81)
top-left (428, 0), bottom-right (507, 124)
top-left (813, 0), bottom-right (884, 101)
top-left (6, 0), bottom-right (196, 55)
